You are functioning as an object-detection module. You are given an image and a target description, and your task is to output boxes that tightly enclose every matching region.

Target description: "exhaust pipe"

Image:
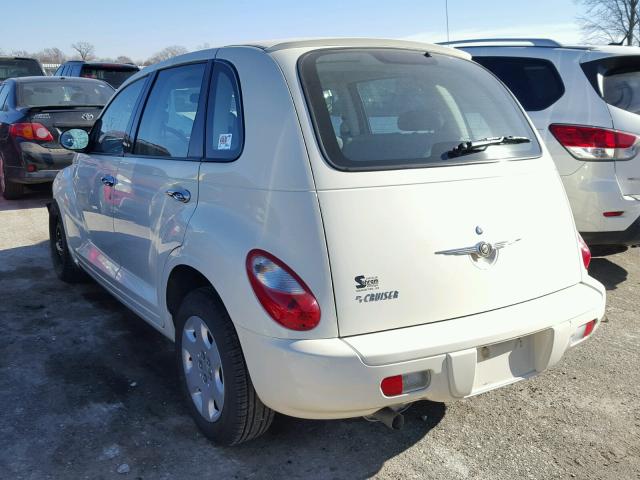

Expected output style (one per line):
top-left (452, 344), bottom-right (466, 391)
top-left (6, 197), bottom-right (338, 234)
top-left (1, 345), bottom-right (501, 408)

top-left (369, 407), bottom-right (405, 430)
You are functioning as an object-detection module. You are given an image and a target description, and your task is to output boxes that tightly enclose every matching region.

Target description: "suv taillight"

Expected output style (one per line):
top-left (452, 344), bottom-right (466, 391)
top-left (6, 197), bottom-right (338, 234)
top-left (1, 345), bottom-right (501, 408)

top-left (246, 250), bottom-right (321, 331)
top-left (549, 124), bottom-right (638, 161)
top-left (9, 122), bottom-right (54, 142)
top-left (578, 233), bottom-right (591, 269)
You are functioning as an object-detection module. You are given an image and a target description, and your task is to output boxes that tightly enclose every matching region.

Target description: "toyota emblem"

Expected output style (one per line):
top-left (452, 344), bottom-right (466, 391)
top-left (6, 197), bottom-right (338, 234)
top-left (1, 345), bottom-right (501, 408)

top-left (81, 113), bottom-right (94, 121)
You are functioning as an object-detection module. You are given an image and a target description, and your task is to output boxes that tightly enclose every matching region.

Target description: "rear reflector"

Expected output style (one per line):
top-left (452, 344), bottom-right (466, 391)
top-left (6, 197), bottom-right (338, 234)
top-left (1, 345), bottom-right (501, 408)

top-left (246, 249), bottom-right (321, 331)
top-left (549, 124), bottom-right (638, 161)
top-left (9, 122), bottom-right (54, 142)
top-left (381, 371), bottom-right (430, 397)
top-left (578, 233), bottom-right (591, 269)
top-left (571, 319), bottom-right (597, 344)
top-left (26, 164), bottom-right (37, 172)
top-left (603, 211), bottom-right (624, 217)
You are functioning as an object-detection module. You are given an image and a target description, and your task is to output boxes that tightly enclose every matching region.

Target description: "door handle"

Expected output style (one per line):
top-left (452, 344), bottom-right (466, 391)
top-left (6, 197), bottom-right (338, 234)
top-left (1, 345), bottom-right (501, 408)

top-left (166, 188), bottom-right (191, 203)
top-left (100, 175), bottom-right (116, 187)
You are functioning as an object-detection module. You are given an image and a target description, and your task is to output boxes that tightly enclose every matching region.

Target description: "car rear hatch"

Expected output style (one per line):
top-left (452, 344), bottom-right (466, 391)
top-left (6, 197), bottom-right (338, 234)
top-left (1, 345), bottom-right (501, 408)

top-left (582, 54), bottom-right (640, 195)
top-left (296, 47), bottom-right (583, 337)
top-left (28, 106), bottom-right (102, 143)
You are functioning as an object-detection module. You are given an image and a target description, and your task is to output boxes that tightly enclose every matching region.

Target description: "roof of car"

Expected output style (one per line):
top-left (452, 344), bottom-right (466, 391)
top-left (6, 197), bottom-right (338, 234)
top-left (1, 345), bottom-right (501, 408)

top-left (0, 57), bottom-right (41, 62)
top-left (11, 76), bottom-right (113, 86)
top-left (122, 37), bottom-right (471, 89)
top-left (441, 38), bottom-right (640, 54)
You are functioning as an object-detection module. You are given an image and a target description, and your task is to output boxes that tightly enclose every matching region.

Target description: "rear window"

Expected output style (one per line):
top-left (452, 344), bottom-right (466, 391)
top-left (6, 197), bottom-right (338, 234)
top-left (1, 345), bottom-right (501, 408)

top-left (473, 57), bottom-right (565, 111)
top-left (80, 65), bottom-right (139, 89)
top-left (298, 49), bottom-right (541, 171)
top-left (603, 69), bottom-right (640, 114)
top-left (0, 59), bottom-right (43, 81)
top-left (17, 80), bottom-right (114, 107)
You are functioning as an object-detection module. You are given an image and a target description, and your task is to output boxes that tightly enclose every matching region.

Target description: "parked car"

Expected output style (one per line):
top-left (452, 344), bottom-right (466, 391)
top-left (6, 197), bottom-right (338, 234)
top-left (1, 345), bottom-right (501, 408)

top-left (0, 57), bottom-right (46, 81)
top-left (0, 77), bottom-right (114, 199)
top-left (54, 61), bottom-right (140, 89)
top-left (446, 38), bottom-right (640, 248)
top-left (49, 39), bottom-right (606, 445)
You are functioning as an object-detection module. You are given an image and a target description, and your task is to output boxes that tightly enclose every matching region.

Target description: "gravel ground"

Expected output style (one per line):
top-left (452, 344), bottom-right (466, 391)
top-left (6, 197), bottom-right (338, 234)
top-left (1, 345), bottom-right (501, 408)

top-left (0, 189), bottom-right (638, 480)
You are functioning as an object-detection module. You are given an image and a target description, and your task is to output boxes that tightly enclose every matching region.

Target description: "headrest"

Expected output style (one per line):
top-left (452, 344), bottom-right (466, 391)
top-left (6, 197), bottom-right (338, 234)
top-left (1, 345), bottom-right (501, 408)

top-left (397, 109), bottom-right (440, 132)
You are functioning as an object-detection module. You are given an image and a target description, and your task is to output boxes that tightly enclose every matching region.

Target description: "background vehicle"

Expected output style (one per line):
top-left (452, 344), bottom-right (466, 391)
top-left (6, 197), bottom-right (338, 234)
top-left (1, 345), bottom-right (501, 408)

top-left (0, 57), bottom-right (46, 81)
top-left (447, 38), bottom-right (640, 248)
top-left (50, 39), bottom-right (605, 446)
top-left (54, 61), bottom-right (140, 89)
top-left (0, 77), bottom-right (114, 199)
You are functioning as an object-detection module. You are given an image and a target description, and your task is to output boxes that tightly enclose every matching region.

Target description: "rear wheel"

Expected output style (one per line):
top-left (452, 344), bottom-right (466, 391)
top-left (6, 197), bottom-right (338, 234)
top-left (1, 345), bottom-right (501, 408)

top-left (175, 287), bottom-right (274, 445)
top-left (0, 156), bottom-right (24, 200)
top-left (49, 202), bottom-right (87, 283)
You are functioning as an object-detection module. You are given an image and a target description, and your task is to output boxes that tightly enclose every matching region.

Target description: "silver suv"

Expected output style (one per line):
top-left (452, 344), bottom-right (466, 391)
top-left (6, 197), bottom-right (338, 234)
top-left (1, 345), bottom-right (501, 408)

top-left (448, 38), bottom-right (640, 248)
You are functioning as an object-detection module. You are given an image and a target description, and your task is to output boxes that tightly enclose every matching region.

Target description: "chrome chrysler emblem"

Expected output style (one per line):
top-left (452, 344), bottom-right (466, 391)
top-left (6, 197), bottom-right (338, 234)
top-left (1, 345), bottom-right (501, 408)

top-left (435, 239), bottom-right (521, 258)
top-left (81, 113), bottom-right (94, 121)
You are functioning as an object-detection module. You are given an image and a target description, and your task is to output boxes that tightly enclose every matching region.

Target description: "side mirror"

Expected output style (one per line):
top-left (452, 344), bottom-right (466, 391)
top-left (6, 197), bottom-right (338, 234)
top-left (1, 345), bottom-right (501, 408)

top-left (60, 129), bottom-right (89, 151)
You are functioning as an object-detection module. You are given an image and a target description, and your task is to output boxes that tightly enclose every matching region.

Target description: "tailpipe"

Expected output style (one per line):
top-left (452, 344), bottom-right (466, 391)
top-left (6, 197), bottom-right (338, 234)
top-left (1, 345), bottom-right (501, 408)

top-left (369, 407), bottom-right (405, 430)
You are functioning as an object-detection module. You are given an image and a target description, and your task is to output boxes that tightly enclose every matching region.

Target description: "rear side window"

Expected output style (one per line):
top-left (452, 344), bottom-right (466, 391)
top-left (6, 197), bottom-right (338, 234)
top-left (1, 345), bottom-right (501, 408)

top-left (133, 63), bottom-right (206, 158)
top-left (603, 70), bottom-right (640, 114)
top-left (91, 78), bottom-right (145, 155)
top-left (81, 65), bottom-right (140, 89)
top-left (17, 80), bottom-right (114, 107)
top-left (0, 59), bottom-right (42, 81)
top-left (473, 57), bottom-right (565, 111)
top-left (206, 62), bottom-right (243, 160)
top-left (299, 49), bottom-right (541, 171)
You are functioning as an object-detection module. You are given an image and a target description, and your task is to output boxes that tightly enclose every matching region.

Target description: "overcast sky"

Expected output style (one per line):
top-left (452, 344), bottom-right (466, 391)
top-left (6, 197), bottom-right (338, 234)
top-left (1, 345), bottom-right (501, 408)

top-left (1, 0), bottom-right (583, 60)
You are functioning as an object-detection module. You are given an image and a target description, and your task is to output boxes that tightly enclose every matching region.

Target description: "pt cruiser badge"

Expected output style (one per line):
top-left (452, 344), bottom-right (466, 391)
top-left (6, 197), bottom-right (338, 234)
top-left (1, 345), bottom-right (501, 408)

top-left (435, 239), bottom-right (521, 258)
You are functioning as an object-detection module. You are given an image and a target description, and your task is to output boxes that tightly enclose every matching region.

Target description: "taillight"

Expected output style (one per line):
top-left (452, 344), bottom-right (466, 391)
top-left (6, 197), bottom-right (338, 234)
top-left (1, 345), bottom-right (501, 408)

top-left (246, 249), bottom-right (320, 331)
top-left (9, 122), bottom-right (54, 142)
top-left (549, 124), bottom-right (638, 161)
top-left (578, 233), bottom-right (591, 269)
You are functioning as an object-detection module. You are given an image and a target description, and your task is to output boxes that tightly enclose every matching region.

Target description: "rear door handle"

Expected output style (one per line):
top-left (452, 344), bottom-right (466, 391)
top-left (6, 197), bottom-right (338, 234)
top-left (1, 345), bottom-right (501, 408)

top-left (166, 188), bottom-right (191, 203)
top-left (100, 175), bottom-right (116, 187)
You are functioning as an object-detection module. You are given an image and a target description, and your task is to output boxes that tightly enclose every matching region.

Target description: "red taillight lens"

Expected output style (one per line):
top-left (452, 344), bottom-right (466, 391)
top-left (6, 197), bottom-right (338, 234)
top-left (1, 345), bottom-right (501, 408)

top-left (246, 249), bottom-right (320, 331)
top-left (578, 233), bottom-right (591, 269)
top-left (583, 319), bottom-right (596, 338)
top-left (549, 124), bottom-right (638, 161)
top-left (381, 375), bottom-right (403, 397)
top-left (603, 211), bottom-right (624, 217)
top-left (9, 122), bottom-right (54, 142)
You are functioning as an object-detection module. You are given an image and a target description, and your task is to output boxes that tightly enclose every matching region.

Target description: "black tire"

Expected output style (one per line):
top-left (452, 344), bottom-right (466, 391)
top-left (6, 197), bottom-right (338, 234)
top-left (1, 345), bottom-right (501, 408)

top-left (0, 157), bottom-right (24, 200)
top-left (48, 202), bottom-right (87, 283)
top-left (175, 287), bottom-right (274, 445)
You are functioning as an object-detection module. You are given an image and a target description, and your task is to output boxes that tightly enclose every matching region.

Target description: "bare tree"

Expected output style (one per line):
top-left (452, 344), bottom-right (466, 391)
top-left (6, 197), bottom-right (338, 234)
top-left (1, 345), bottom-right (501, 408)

top-left (577, 0), bottom-right (640, 45)
top-left (11, 50), bottom-right (31, 57)
top-left (116, 55), bottom-right (134, 64)
top-left (71, 41), bottom-right (95, 60)
top-left (146, 45), bottom-right (188, 65)
top-left (36, 47), bottom-right (66, 64)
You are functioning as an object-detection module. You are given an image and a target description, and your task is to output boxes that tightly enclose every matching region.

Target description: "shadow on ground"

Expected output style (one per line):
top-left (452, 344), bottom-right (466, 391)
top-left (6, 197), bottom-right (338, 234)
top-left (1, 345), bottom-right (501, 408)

top-left (588, 257), bottom-right (628, 291)
top-left (0, 184), bottom-right (52, 212)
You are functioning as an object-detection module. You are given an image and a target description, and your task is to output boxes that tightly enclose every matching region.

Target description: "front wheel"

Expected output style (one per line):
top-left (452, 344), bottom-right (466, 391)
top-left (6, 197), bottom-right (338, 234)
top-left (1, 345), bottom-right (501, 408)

top-left (175, 287), bottom-right (274, 445)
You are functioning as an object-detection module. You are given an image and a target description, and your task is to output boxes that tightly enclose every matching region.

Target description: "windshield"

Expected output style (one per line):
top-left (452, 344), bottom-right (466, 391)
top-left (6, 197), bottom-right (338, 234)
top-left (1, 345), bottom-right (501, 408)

top-left (298, 49), bottom-right (541, 171)
top-left (17, 80), bottom-right (114, 107)
top-left (80, 65), bottom-right (139, 89)
top-left (603, 69), bottom-right (640, 115)
top-left (0, 59), bottom-right (43, 81)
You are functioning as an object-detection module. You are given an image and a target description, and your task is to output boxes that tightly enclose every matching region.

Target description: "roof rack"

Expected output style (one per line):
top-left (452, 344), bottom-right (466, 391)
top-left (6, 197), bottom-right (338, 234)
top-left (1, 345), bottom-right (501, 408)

top-left (438, 38), bottom-right (562, 48)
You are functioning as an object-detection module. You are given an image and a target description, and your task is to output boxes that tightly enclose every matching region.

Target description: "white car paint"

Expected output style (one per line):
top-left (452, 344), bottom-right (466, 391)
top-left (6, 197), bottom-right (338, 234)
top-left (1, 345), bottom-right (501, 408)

top-left (52, 38), bottom-right (606, 422)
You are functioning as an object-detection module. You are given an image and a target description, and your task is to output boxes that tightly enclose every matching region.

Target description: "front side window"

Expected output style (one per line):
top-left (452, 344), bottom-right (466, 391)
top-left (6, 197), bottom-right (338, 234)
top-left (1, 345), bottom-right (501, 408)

top-left (473, 56), bottom-right (565, 111)
top-left (206, 62), bottom-right (243, 160)
top-left (133, 63), bottom-right (206, 158)
top-left (91, 78), bottom-right (145, 155)
top-left (299, 49), bottom-right (541, 171)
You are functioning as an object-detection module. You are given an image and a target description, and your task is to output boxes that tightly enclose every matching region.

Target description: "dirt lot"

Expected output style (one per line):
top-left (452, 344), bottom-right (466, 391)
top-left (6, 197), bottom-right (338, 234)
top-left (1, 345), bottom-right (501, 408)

top-left (0, 189), bottom-right (638, 480)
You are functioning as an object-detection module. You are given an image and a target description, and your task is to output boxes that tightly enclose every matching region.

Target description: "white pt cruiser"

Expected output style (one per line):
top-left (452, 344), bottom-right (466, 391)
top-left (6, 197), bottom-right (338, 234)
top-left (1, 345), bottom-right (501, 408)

top-left (50, 39), bottom-right (606, 445)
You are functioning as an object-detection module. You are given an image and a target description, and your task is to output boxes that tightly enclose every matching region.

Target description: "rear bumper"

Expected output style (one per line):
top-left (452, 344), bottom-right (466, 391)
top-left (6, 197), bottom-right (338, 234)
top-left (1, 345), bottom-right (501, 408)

top-left (4, 141), bottom-right (73, 184)
top-left (238, 279), bottom-right (605, 419)
top-left (581, 214), bottom-right (640, 246)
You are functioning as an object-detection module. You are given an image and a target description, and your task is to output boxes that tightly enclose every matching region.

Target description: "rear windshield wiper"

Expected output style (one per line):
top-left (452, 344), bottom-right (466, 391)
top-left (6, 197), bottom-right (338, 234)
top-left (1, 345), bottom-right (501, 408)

top-left (447, 136), bottom-right (531, 158)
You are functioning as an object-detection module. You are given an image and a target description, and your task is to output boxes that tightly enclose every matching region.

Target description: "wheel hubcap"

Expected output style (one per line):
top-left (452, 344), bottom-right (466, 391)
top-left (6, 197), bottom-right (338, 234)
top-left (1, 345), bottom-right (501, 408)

top-left (182, 316), bottom-right (224, 422)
